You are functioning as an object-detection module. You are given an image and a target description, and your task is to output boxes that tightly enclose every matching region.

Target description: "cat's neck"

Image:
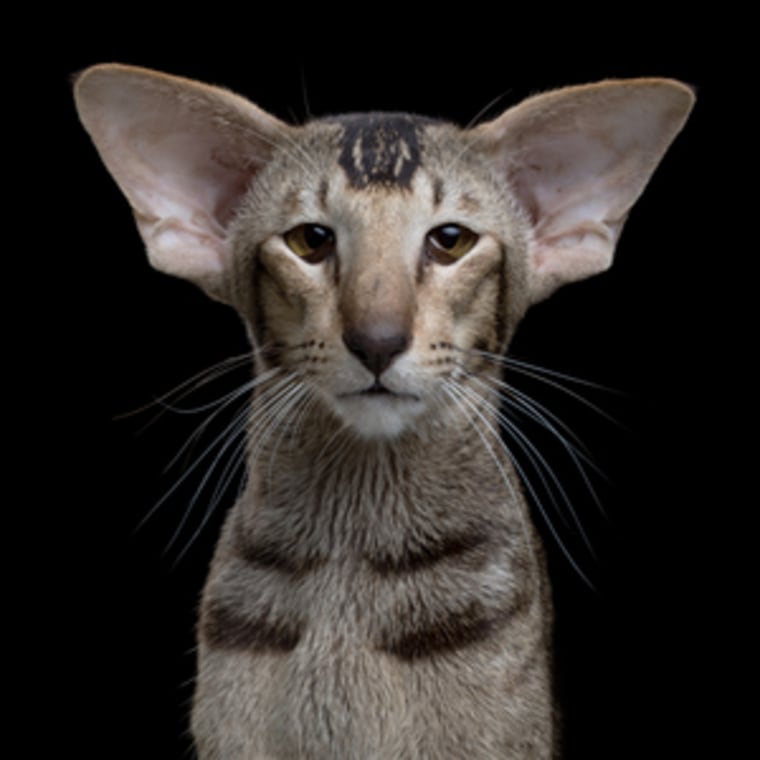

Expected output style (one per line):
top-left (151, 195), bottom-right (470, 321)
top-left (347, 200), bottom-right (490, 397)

top-left (245, 380), bottom-right (512, 504)
top-left (232, 387), bottom-right (531, 571)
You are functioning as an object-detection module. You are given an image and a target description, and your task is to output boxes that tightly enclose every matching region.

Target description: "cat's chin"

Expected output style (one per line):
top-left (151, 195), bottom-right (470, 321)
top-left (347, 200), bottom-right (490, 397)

top-left (330, 394), bottom-right (426, 440)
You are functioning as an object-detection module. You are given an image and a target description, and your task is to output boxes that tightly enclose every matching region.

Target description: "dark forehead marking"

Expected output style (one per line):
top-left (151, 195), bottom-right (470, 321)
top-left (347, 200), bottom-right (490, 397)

top-left (330, 113), bottom-right (436, 190)
top-left (432, 176), bottom-right (445, 208)
top-left (317, 177), bottom-right (329, 210)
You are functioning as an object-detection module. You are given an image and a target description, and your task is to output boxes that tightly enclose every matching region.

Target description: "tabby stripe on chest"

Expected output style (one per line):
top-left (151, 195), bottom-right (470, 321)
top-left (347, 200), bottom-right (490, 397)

top-left (201, 524), bottom-right (520, 659)
top-left (235, 532), bottom-right (326, 578)
top-left (376, 596), bottom-right (527, 661)
top-left (201, 597), bottom-right (304, 653)
top-left (365, 526), bottom-right (494, 575)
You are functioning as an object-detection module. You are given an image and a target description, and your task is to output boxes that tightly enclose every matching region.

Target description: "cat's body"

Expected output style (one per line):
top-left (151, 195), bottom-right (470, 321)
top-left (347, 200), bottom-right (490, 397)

top-left (74, 66), bottom-right (693, 758)
top-left (196, 408), bottom-right (553, 758)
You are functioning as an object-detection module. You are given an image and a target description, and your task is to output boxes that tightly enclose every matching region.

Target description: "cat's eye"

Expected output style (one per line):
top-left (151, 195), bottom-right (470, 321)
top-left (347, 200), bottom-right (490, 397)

top-left (425, 224), bottom-right (479, 265)
top-left (284, 224), bottom-right (336, 264)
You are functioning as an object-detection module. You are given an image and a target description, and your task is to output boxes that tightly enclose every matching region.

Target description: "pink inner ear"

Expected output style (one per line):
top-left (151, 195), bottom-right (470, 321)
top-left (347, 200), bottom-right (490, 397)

top-left (483, 80), bottom-right (694, 302)
top-left (124, 125), bottom-right (255, 232)
top-left (119, 118), bottom-right (271, 282)
top-left (512, 130), bottom-right (631, 231)
top-left (511, 133), bottom-right (629, 296)
top-left (215, 172), bottom-right (255, 227)
top-left (486, 80), bottom-right (692, 299)
top-left (75, 64), bottom-right (289, 290)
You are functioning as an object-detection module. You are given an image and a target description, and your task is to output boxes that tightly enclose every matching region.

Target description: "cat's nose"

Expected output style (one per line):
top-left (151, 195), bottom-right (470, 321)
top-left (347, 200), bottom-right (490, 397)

top-left (343, 323), bottom-right (410, 377)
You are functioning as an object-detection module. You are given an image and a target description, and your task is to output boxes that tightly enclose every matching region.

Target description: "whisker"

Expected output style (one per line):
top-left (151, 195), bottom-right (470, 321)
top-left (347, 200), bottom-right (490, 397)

top-left (133, 369), bottom-right (289, 534)
top-left (460, 378), bottom-right (599, 561)
top-left (460, 381), bottom-right (575, 510)
top-left (312, 414), bottom-right (356, 474)
top-left (263, 381), bottom-right (315, 487)
top-left (204, 423), bottom-right (249, 522)
top-left (160, 367), bottom-right (278, 476)
top-left (171, 430), bottom-right (250, 567)
top-left (440, 380), bottom-right (542, 584)
top-left (481, 372), bottom-right (611, 489)
top-left (461, 89), bottom-right (513, 130)
top-left (503, 353), bottom-right (626, 396)
top-left (444, 122), bottom-right (492, 176)
top-left (443, 378), bottom-right (595, 590)
top-left (464, 346), bottom-right (623, 393)
top-left (278, 383), bottom-right (321, 462)
top-left (247, 373), bottom-right (308, 472)
top-left (159, 382), bottom-right (252, 477)
top-left (466, 347), bottom-right (627, 430)
top-left (170, 370), bottom-right (307, 563)
top-left (114, 352), bottom-right (254, 424)
top-left (497, 378), bottom-right (595, 460)
top-left (167, 399), bottom-right (251, 561)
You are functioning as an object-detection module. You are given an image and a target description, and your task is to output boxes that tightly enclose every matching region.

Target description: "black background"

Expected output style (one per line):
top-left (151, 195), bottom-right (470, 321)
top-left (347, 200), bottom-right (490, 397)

top-left (33, 21), bottom-right (743, 759)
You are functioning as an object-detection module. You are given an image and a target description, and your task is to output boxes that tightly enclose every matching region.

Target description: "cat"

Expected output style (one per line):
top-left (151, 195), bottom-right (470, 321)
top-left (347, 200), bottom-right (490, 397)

top-left (74, 64), bottom-right (693, 759)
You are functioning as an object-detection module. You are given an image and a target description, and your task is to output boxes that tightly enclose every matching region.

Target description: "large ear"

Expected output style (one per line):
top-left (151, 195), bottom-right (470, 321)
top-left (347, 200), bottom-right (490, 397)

top-left (475, 79), bottom-right (694, 303)
top-left (74, 63), bottom-right (290, 300)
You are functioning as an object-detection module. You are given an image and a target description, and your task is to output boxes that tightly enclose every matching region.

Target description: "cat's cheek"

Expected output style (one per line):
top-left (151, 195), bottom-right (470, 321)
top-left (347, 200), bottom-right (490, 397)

top-left (256, 241), bottom-right (336, 333)
top-left (445, 242), bottom-right (503, 314)
top-left (261, 235), bottom-right (338, 284)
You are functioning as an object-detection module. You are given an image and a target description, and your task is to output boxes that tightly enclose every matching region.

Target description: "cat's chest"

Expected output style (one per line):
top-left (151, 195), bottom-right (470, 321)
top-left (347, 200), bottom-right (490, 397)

top-left (193, 445), bottom-right (548, 756)
top-left (201, 460), bottom-right (534, 669)
top-left (197, 494), bottom-right (545, 758)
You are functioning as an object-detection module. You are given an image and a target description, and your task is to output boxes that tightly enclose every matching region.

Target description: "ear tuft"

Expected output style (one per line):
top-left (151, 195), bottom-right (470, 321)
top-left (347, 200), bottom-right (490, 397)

top-left (74, 63), bottom-right (290, 300)
top-left (476, 78), bottom-right (694, 303)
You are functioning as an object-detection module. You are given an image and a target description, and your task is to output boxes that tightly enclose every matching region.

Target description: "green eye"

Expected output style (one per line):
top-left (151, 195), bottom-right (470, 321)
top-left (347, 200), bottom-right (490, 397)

top-left (426, 224), bottom-right (479, 264)
top-left (284, 224), bottom-right (335, 263)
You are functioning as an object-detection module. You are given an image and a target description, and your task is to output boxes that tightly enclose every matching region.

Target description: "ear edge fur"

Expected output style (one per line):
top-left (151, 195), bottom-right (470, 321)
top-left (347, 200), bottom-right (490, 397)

top-left (73, 63), bottom-right (292, 301)
top-left (474, 78), bottom-right (694, 303)
top-left (478, 78), bottom-right (695, 141)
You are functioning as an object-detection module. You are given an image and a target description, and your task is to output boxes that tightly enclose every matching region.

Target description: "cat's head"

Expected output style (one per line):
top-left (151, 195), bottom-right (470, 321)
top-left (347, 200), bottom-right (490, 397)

top-left (75, 65), bottom-right (693, 439)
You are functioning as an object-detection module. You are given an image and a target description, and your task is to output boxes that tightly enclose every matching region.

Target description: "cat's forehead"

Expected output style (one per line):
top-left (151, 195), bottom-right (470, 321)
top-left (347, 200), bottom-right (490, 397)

top-left (321, 112), bottom-right (441, 191)
top-left (252, 112), bottom-right (500, 233)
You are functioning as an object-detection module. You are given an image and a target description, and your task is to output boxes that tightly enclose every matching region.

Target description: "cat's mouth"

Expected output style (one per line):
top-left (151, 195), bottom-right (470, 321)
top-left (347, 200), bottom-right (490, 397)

top-left (333, 381), bottom-right (425, 437)
top-left (341, 381), bottom-right (419, 400)
top-left (362, 380), bottom-right (394, 396)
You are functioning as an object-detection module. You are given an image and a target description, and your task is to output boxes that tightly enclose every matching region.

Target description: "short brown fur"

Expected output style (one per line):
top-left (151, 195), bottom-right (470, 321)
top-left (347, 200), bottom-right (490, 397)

top-left (74, 64), bottom-right (693, 758)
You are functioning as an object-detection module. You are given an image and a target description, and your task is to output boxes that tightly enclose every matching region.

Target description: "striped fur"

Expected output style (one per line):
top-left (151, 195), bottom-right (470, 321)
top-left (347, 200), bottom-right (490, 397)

top-left (74, 64), bottom-right (693, 759)
top-left (194, 419), bottom-right (554, 758)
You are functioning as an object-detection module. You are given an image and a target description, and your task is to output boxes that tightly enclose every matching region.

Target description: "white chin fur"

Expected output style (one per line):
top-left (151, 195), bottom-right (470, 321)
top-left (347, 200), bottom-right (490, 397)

top-left (331, 395), bottom-right (426, 440)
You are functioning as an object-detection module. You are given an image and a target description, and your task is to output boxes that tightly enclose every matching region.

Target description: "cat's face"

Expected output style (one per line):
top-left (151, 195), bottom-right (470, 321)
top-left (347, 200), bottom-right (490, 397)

top-left (73, 64), bottom-right (693, 440)
top-left (229, 116), bottom-right (529, 438)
